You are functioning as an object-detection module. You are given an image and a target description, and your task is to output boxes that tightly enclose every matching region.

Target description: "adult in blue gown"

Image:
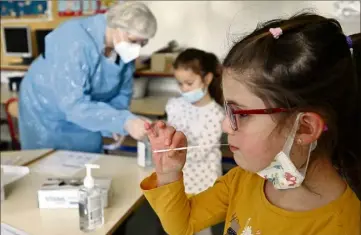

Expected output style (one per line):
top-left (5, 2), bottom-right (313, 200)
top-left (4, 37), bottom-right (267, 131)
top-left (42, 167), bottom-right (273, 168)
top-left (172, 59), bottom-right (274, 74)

top-left (18, 2), bottom-right (157, 153)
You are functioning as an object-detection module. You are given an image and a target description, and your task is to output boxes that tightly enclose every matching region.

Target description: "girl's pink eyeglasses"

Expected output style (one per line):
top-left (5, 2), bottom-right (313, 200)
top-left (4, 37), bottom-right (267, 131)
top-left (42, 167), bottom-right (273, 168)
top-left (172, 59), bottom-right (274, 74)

top-left (224, 100), bottom-right (289, 131)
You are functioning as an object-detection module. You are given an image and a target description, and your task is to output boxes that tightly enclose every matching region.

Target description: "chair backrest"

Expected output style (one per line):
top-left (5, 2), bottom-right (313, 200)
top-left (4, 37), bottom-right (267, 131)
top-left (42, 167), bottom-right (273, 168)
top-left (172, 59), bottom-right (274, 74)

top-left (7, 98), bottom-right (19, 118)
top-left (5, 98), bottom-right (19, 147)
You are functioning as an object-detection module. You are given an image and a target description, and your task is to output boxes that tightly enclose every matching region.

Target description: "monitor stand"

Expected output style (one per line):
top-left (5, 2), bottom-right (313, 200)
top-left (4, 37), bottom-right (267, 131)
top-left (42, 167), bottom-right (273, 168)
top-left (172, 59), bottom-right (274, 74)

top-left (10, 57), bottom-right (34, 66)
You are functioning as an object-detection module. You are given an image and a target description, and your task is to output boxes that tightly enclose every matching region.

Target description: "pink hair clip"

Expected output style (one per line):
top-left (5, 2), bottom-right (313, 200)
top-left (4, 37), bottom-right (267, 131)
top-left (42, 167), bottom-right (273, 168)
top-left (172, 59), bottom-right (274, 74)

top-left (269, 27), bottom-right (283, 39)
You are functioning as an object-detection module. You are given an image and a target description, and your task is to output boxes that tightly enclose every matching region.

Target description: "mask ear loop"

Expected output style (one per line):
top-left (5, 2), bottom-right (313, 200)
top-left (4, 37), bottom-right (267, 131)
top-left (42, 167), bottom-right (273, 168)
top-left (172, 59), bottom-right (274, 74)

top-left (282, 113), bottom-right (318, 176)
top-left (282, 113), bottom-right (303, 157)
top-left (200, 73), bottom-right (210, 95)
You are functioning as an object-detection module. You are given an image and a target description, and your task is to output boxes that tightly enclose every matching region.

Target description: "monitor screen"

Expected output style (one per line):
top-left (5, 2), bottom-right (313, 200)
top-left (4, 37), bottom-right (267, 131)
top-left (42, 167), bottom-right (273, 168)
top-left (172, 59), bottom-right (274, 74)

top-left (2, 27), bottom-right (31, 56)
top-left (35, 29), bottom-right (52, 56)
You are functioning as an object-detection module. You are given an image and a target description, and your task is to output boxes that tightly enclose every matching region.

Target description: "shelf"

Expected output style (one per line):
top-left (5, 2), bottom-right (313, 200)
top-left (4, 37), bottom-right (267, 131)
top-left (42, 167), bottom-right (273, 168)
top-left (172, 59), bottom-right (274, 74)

top-left (134, 70), bottom-right (174, 78)
top-left (0, 64), bottom-right (174, 78)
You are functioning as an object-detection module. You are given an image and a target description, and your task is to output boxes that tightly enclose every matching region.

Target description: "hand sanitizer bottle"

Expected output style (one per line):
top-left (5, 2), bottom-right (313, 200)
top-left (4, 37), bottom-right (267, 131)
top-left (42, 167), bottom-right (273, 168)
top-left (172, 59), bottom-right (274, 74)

top-left (78, 164), bottom-right (104, 232)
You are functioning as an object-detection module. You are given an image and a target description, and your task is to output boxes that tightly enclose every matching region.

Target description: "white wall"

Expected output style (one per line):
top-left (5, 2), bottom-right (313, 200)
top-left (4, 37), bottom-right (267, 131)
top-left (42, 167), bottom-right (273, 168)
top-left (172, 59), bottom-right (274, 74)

top-left (140, 1), bottom-right (360, 59)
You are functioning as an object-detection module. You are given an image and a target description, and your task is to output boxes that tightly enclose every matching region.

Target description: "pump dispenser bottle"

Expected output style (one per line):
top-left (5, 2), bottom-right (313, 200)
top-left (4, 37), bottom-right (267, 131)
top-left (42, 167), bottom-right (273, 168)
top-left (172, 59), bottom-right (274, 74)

top-left (78, 164), bottom-right (104, 232)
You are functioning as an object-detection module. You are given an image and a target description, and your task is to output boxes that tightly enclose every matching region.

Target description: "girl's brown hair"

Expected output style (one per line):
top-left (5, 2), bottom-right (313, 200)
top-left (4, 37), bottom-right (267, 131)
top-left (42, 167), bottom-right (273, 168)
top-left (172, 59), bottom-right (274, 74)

top-left (173, 48), bottom-right (223, 106)
top-left (223, 12), bottom-right (361, 199)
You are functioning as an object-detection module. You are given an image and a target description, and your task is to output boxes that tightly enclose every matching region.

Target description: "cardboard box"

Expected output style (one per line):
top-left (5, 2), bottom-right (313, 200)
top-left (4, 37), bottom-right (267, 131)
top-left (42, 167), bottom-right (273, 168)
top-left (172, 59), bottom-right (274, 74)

top-left (135, 57), bottom-right (149, 70)
top-left (37, 177), bottom-right (112, 209)
top-left (150, 53), bottom-right (179, 73)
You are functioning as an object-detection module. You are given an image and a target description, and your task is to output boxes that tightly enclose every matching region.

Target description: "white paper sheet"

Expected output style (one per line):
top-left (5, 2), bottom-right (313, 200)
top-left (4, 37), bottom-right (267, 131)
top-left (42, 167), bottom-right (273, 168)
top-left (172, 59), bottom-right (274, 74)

top-left (0, 149), bottom-right (52, 166)
top-left (31, 151), bottom-right (101, 176)
top-left (1, 223), bottom-right (28, 235)
top-left (0, 156), bottom-right (22, 166)
top-left (1, 165), bottom-right (30, 186)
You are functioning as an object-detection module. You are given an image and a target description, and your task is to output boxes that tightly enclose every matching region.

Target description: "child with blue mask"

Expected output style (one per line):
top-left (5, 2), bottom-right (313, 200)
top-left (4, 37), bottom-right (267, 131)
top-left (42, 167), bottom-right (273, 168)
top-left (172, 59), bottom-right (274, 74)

top-left (167, 48), bottom-right (225, 192)
top-left (165, 49), bottom-right (225, 235)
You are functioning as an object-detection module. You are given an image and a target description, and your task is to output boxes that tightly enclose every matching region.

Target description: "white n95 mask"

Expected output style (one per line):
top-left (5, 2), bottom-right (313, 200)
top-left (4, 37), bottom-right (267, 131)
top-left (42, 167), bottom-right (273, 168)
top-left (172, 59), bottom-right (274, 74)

top-left (257, 113), bottom-right (317, 190)
top-left (114, 40), bottom-right (141, 64)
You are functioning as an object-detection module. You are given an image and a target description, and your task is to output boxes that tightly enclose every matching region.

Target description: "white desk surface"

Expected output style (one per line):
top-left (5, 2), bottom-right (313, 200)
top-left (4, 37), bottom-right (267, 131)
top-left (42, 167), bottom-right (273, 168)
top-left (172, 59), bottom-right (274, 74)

top-left (0, 149), bottom-right (54, 166)
top-left (1, 151), bottom-right (154, 235)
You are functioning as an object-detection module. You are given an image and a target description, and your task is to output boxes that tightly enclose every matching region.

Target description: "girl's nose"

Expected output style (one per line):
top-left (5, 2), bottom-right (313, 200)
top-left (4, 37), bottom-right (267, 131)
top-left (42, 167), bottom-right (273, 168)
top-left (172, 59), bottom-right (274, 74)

top-left (222, 116), bottom-right (234, 135)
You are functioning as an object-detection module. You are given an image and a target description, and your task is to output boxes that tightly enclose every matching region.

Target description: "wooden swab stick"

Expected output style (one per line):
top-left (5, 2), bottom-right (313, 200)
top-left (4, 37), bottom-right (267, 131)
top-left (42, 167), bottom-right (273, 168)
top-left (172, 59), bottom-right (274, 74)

top-left (153, 144), bottom-right (229, 153)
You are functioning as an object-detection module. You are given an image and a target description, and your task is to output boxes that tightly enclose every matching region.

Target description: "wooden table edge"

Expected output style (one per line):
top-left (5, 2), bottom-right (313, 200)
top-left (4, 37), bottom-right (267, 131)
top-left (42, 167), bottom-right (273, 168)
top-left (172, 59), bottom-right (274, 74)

top-left (24, 149), bottom-right (56, 167)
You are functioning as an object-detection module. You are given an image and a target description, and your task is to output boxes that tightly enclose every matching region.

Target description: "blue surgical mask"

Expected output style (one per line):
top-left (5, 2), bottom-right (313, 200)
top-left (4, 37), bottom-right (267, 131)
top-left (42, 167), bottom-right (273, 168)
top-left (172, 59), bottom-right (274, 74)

top-left (181, 87), bottom-right (207, 103)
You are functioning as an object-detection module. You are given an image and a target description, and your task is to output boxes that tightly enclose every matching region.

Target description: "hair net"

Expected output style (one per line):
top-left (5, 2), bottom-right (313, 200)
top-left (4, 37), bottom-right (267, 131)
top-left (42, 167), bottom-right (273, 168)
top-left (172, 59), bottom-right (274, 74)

top-left (106, 2), bottom-right (157, 39)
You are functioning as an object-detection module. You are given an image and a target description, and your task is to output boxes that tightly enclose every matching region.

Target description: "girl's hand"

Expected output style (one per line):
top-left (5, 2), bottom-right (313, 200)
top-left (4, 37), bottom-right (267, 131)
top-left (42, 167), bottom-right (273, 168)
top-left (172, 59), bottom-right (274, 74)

top-left (144, 121), bottom-right (187, 186)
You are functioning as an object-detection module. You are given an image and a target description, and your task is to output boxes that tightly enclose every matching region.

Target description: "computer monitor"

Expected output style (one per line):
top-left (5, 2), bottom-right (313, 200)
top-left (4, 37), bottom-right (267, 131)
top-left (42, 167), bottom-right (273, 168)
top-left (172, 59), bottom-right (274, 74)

top-left (2, 26), bottom-right (33, 63)
top-left (35, 29), bottom-right (52, 57)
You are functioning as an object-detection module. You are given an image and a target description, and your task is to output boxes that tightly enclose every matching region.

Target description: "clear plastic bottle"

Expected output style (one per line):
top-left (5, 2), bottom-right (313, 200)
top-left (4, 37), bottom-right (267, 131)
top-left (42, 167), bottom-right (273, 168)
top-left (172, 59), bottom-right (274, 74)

top-left (137, 137), bottom-right (153, 167)
top-left (78, 164), bottom-right (104, 232)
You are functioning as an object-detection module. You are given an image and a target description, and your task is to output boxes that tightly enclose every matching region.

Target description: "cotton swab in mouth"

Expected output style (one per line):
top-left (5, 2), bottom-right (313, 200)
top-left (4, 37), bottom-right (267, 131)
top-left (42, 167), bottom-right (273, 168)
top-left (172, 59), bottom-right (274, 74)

top-left (153, 144), bottom-right (229, 153)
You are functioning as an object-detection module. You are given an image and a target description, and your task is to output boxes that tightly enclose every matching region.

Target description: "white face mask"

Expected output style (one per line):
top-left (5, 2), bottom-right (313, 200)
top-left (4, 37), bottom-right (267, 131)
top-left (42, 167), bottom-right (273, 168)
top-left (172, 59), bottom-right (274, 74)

top-left (257, 113), bottom-right (317, 190)
top-left (113, 39), bottom-right (141, 64)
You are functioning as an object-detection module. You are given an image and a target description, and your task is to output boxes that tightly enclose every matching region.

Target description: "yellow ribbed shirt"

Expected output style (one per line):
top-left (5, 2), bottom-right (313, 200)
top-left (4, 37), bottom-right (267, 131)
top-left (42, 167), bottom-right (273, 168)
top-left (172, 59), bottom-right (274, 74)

top-left (141, 167), bottom-right (360, 235)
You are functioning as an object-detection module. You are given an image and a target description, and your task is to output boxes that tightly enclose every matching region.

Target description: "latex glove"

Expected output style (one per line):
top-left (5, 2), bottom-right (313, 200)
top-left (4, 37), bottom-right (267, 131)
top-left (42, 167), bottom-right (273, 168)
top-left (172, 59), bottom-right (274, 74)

top-left (124, 117), bottom-right (148, 141)
top-left (112, 133), bottom-right (122, 141)
top-left (103, 133), bottom-right (125, 151)
top-left (112, 133), bottom-right (125, 146)
top-left (139, 116), bottom-right (153, 124)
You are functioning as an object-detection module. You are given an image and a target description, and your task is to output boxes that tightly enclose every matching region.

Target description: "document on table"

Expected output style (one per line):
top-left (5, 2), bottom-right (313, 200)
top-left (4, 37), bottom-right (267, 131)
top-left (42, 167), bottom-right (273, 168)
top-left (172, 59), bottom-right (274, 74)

top-left (32, 151), bottom-right (101, 176)
top-left (0, 149), bottom-right (52, 166)
top-left (1, 156), bottom-right (22, 166)
top-left (1, 223), bottom-right (28, 235)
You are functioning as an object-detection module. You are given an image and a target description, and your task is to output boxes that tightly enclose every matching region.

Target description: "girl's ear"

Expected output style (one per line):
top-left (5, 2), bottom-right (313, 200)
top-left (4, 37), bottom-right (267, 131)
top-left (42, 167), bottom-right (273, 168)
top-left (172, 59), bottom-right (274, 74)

top-left (297, 112), bottom-right (324, 145)
top-left (204, 72), bottom-right (213, 86)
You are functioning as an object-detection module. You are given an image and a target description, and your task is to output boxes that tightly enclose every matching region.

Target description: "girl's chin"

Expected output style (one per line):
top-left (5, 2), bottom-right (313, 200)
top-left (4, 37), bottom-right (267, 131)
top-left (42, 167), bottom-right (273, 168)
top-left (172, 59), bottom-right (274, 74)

top-left (233, 154), bottom-right (265, 173)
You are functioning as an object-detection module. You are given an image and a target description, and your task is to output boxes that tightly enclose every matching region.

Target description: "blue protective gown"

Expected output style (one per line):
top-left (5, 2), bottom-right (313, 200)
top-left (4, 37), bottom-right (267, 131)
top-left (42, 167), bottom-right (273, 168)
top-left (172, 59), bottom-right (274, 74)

top-left (19, 14), bottom-right (136, 153)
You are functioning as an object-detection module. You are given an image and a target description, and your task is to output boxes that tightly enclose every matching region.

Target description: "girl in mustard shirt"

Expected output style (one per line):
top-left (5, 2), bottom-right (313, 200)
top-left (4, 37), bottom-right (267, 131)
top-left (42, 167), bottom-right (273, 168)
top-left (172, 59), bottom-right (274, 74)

top-left (141, 12), bottom-right (361, 235)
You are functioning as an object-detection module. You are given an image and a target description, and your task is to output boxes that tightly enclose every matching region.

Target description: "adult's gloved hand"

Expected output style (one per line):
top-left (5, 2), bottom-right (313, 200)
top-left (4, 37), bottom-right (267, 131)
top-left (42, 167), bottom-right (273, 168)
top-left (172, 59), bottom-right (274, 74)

top-left (124, 117), bottom-right (149, 140)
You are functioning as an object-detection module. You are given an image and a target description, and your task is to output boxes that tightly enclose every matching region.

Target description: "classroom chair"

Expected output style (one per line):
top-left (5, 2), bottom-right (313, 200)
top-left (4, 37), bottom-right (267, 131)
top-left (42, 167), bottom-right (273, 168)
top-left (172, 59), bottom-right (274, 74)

top-left (4, 97), bottom-right (20, 150)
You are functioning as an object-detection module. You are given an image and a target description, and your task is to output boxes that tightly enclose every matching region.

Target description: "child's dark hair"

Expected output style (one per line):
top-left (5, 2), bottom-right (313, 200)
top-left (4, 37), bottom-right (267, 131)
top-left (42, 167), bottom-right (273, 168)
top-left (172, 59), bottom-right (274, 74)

top-left (223, 12), bottom-right (361, 198)
top-left (173, 48), bottom-right (223, 106)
